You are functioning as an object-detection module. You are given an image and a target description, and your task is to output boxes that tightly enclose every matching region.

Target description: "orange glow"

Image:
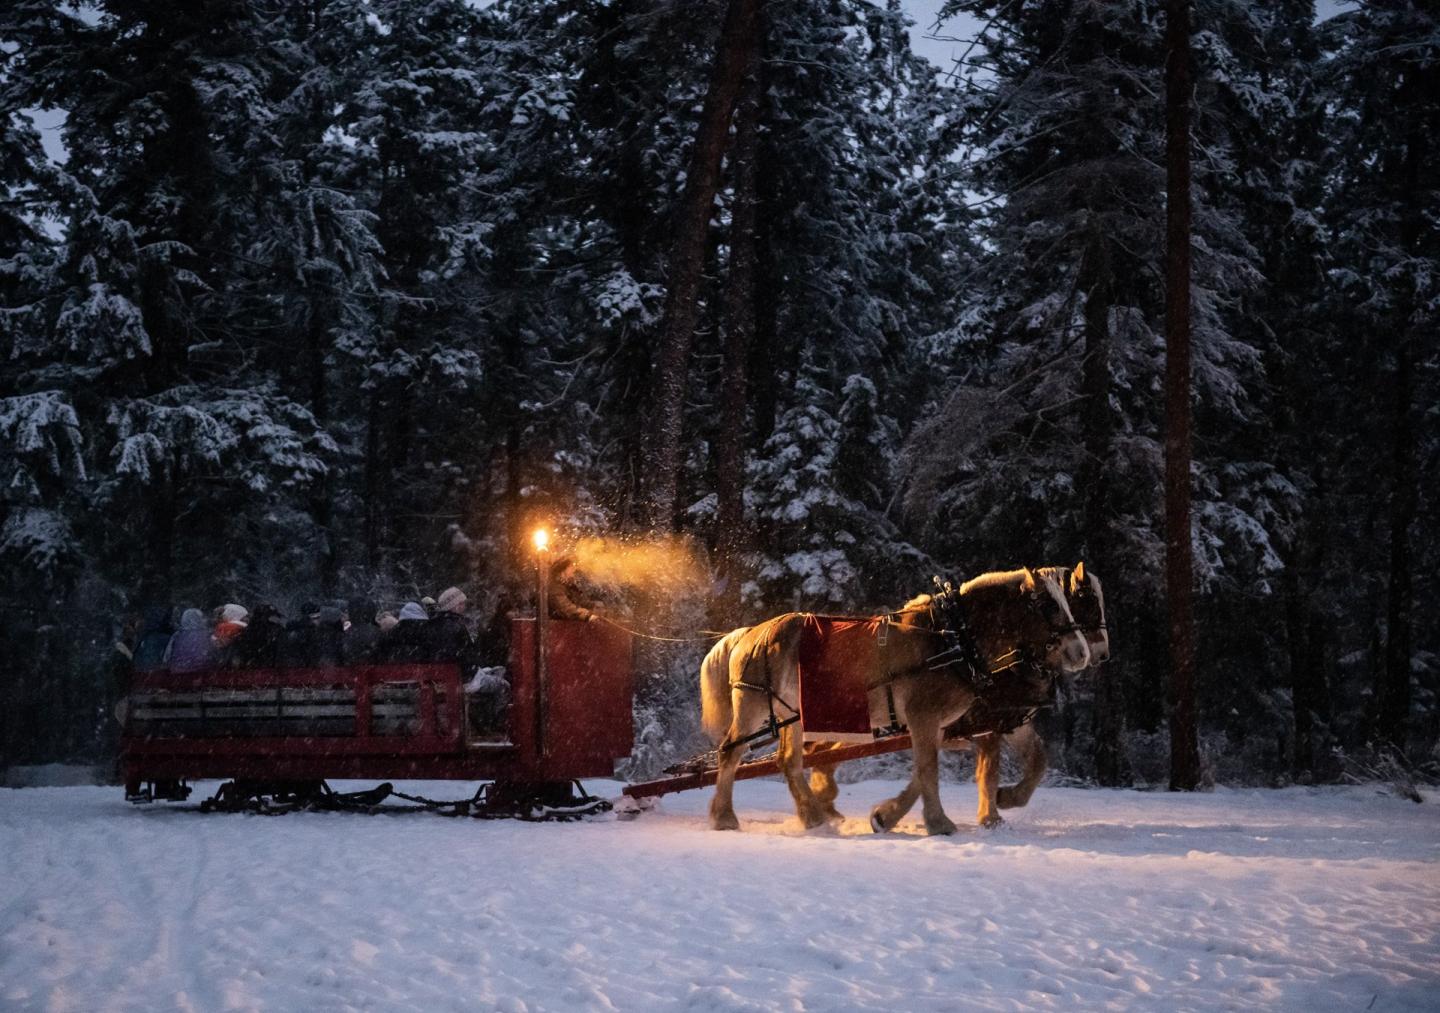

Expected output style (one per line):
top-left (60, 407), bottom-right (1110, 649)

top-left (532, 527), bottom-right (550, 553)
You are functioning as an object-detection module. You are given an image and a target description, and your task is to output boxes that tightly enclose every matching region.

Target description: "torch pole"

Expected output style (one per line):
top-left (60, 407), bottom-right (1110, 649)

top-left (535, 548), bottom-right (549, 762)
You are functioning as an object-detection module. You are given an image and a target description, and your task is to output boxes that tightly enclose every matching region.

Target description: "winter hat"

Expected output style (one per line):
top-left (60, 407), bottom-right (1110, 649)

top-left (398, 602), bottom-right (429, 622)
top-left (220, 603), bottom-right (249, 624)
top-left (436, 586), bottom-right (466, 615)
top-left (179, 608), bottom-right (207, 631)
top-left (377, 611), bottom-right (399, 632)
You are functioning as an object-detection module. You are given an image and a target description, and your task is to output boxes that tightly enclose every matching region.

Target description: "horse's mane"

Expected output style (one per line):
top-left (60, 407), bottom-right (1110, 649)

top-left (900, 593), bottom-right (932, 611)
top-left (957, 569), bottom-right (1032, 595)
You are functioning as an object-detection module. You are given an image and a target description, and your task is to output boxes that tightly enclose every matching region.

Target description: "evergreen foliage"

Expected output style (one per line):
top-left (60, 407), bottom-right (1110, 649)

top-left (0, 0), bottom-right (1432, 781)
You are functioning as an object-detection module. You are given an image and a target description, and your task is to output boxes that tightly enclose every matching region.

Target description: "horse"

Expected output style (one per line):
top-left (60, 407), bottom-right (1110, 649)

top-left (806, 563), bottom-right (1110, 828)
top-left (701, 568), bottom-right (1090, 835)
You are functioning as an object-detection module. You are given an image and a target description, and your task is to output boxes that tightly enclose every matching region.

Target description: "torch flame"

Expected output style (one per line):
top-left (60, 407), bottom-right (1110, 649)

top-left (532, 527), bottom-right (550, 553)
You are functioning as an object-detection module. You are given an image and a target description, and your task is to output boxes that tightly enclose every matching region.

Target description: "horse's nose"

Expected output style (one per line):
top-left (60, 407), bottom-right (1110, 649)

top-left (1064, 636), bottom-right (1090, 670)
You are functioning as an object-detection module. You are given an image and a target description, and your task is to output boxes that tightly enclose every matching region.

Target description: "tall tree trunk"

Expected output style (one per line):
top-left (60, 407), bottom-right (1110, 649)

top-left (644, 0), bottom-right (761, 529)
top-left (1378, 333), bottom-right (1415, 751)
top-left (362, 391), bottom-right (382, 574)
top-left (1376, 84), bottom-right (1423, 754)
top-left (713, 34), bottom-right (761, 624)
top-left (307, 303), bottom-right (337, 594)
top-left (1081, 234), bottom-right (1127, 787)
top-left (1164, 0), bottom-right (1201, 791)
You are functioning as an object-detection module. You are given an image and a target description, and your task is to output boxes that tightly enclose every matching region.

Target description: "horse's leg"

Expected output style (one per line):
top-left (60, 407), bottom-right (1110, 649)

top-left (996, 722), bottom-right (1047, 810)
top-left (710, 687), bottom-right (766, 831)
top-left (911, 716), bottom-right (957, 835)
top-left (709, 739), bottom-right (744, 831)
top-left (809, 763), bottom-right (842, 820)
top-left (779, 722), bottom-right (830, 829)
top-left (974, 733), bottom-right (1003, 828)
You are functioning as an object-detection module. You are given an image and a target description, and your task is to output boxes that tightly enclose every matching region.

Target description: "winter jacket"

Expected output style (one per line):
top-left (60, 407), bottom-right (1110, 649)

top-left (548, 580), bottom-right (596, 622)
top-left (423, 611), bottom-right (475, 668)
top-left (132, 606), bottom-right (174, 671)
top-left (164, 608), bottom-right (216, 672)
top-left (373, 603), bottom-right (430, 664)
top-left (228, 608), bottom-right (287, 668)
top-left (346, 598), bottom-right (382, 661)
top-left (213, 620), bottom-right (248, 648)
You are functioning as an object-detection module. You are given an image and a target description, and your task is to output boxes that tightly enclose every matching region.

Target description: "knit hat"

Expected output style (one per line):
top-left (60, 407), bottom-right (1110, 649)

top-left (436, 586), bottom-right (466, 615)
top-left (220, 603), bottom-right (249, 623)
top-left (398, 602), bottom-right (428, 622)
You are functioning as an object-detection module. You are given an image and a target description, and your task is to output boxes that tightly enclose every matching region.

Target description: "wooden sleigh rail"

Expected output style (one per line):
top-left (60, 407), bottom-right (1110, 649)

top-left (622, 733), bottom-right (976, 800)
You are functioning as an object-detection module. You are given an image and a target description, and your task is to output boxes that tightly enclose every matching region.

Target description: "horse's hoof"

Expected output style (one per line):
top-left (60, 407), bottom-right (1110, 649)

top-left (979, 813), bottom-right (1004, 829)
top-left (925, 817), bottom-right (958, 836)
top-left (824, 805), bottom-right (844, 823)
top-left (869, 808), bottom-right (890, 834)
top-left (710, 811), bottom-right (740, 831)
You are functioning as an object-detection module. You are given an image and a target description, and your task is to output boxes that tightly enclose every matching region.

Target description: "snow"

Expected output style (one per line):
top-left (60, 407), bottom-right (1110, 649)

top-left (2, 780), bottom-right (1437, 1012)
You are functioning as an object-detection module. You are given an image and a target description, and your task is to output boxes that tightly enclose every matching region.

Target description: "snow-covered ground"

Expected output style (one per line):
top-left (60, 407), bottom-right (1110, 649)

top-left (2, 779), bottom-right (1436, 1012)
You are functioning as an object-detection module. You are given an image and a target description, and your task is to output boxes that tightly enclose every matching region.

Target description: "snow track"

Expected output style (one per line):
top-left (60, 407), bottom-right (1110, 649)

top-left (2, 781), bottom-right (1437, 1011)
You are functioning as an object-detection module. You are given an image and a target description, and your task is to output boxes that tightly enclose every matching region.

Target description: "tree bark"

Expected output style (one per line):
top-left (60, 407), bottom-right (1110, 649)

top-left (644, 0), bottom-right (762, 530)
top-left (713, 33), bottom-right (761, 623)
top-left (1164, 0), bottom-right (1201, 791)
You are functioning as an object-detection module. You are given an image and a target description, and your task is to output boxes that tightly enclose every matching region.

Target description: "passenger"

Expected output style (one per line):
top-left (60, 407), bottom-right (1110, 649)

top-left (376, 610), bottom-right (399, 634)
top-left (549, 556), bottom-right (600, 623)
top-left (111, 614), bottom-right (138, 728)
top-left (275, 602), bottom-right (321, 666)
top-left (164, 608), bottom-right (216, 672)
top-left (213, 603), bottom-right (249, 648)
top-left (425, 586), bottom-right (475, 664)
top-left (311, 605), bottom-right (346, 667)
top-left (373, 601), bottom-right (429, 663)
top-left (132, 605), bottom-right (174, 671)
top-left (346, 596), bottom-right (382, 660)
top-left (482, 589), bottom-right (524, 667)
top-left (229, 604), bottom-right (287, 668)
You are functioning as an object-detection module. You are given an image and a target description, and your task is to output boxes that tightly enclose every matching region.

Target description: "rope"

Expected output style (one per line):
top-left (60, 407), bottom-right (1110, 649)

top-left (595, 615), bottom-right (728, 644)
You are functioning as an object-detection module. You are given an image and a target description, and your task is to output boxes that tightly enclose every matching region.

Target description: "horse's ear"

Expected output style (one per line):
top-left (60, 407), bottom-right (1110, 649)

top-left (1021, 567), bottom-right (1036, 591)
top-left (1073, 561), bottom-right (1086, 589)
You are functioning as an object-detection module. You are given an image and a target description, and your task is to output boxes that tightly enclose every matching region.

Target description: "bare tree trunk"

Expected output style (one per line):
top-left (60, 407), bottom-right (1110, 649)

top-left (644, 0), bottom-right (761, 530)
top-left (1376, 95), bottom-right (1423, 754)
top-left (1378, 333), bottom-right (1415, 751)
top-left (1164, 0), bottom-right (1201, 791)
top-left (1081, 234), bottom-right (1127, 787)
top-left (713, 34), bottom-right (761, 623)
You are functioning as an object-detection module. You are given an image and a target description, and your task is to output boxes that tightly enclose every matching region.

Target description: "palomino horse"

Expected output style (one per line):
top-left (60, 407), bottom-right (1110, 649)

top-left (968, 564), bottom-right (1109, 825)
top-left (701, 569), bottom-right (1090, 835)
top-left (806, 563), bottom-right (1110, 828)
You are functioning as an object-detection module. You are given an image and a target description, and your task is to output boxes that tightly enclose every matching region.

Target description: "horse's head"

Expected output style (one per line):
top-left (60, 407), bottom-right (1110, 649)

top-left (952, 568), bottom-right (1090, 673)
top-left (1021, 568), bottom-right (1091, 672)
top-left (1067, 561), bottom-right (1109, 665)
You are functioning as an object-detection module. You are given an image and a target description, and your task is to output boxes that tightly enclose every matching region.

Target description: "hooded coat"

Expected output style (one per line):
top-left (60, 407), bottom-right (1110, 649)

top-left (164, 608), bottom-right (216, 672)
top-left (133, 606), bottom-right (175, 671)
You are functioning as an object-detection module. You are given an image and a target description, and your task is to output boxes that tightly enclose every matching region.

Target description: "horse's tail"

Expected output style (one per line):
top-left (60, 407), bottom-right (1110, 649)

top-left (701, 626), bottom-right (749, 744)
